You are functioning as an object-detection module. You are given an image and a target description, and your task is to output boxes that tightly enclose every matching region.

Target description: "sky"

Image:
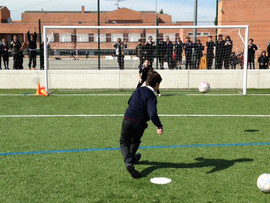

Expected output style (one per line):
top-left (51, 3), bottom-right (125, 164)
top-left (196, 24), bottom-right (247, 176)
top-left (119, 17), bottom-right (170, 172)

top-left (0, 0), bottom-right (217, 24)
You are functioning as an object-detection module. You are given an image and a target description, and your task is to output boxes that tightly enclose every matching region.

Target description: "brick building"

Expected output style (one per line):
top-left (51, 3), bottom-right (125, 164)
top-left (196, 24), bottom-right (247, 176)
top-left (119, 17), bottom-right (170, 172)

top-left (218, 0), bottom-right (270, 54)
top-left (0, 6), bottom-right (214, 55)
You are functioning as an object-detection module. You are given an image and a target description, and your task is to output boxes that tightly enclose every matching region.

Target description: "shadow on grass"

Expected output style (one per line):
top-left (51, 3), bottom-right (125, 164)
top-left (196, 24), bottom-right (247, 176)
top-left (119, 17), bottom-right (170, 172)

top-left (244, 129), bottom-right (259, 133)
top-left (138, 157), bottom-right (254, 177)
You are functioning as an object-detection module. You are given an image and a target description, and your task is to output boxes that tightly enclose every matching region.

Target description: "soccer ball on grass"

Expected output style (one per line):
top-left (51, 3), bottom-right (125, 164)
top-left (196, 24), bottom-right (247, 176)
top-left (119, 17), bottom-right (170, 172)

top-left (257, 173), bottom-right (270, 193)
top-left (199, 82), bottom-right (210, 93)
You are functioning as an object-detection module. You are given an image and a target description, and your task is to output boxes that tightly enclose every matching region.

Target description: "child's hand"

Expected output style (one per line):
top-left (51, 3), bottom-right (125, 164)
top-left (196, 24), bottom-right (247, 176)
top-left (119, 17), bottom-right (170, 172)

top-left (157, 128), bottom-right (163, 135)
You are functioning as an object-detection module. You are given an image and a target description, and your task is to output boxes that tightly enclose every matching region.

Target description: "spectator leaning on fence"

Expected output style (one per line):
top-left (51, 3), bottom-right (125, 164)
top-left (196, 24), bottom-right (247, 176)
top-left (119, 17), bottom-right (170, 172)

top-left (206, 36), bottom-right (215, 69)
top-left (215, 34), bottom-right (225, 69)
top-left (164, 36), bottom-right (174, 69)
top-left (174, 37), bottom-right (183, 69)
top-left (258, 50), bottom-right (268, 69)
top-left (193, 39), bottom-right (204, 69)
top-left (144, 36), bottom-right (155, 68)
top-left (135, 39), bottom-right (145, 68)
top-left (267, 42), bottom-right (270, 68)
top-left (157, 38), bottom-right (165, 70)
top-left (224, 36), bottom-right (233, 69)
top-left (113, 38), bottom-right (127, 70)
top-left (27, 27), bottom-right (37, 70)
top-left (10, 35), bottom-right (23, 70)
top-left (248, 38), bottom-right (258, 69)
top-left (184, 36), bottom-right (193, 70)
top-left (0, 38), bottom-right (9, 70)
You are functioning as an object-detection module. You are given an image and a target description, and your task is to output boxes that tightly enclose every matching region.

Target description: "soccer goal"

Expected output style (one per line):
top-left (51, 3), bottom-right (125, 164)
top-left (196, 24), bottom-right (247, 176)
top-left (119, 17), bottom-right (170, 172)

top-left (42, 25), bottom-right (249, 94)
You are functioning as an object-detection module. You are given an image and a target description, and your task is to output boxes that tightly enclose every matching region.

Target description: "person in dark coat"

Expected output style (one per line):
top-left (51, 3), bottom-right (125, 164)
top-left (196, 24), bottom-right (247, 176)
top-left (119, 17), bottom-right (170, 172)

top-left (144, 36), bottom-right (155, 68)
top-left (10, 35), bottom-right (22, 70)
top-left (193, 39), bottom-right (204, 69)
top-left (184, 36), bottom-right (193, 69)
top-left (0, 38), bottom-right (9, 70)
top-left (174, 37), bottom-right (183, 69)
top-left (215, 34), bottom-right (225, 69)
top-left (224, 36), bottom-right (233, 69)
top-left (164, 36), bottom-right (174, 69)
top-left (267, 42), bottom-right (270, 68)
top-left (137, 60), bottom-right (161, 96)
top-left (157, 38), bottom-right (165, 69)
top-left (258, 51), bottom-right (268, 69)
top-left (120, 70), bottom-right (163, 178)
top-left (248, 39), bottom-right (258, 69)
top-left (113, 38), bottom-right (127, 70)
top-left (135, 39), bottom-right (145, 68)
top-left (206, 36), bottom-right (215, 69)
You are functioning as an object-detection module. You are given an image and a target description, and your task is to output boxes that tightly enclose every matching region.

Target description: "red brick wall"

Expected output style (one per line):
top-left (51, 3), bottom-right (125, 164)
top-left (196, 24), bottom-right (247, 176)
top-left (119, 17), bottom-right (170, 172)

top-left (219, 0), bottom-right (270, 56)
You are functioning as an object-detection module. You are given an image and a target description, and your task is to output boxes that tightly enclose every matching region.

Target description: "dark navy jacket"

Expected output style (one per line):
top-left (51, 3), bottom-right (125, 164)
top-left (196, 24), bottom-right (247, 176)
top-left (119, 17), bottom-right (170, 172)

top-left (124, 86), bottom-right (162, 129)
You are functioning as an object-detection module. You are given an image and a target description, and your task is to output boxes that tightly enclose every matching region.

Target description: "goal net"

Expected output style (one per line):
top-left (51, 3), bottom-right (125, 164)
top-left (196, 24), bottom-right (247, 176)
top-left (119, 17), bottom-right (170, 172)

top-left (43, 25), bottom-right (249, 94)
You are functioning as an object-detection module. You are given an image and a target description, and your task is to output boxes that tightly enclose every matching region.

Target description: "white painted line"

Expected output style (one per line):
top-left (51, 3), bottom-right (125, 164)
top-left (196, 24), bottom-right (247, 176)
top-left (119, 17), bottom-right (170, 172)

top-left (1, 114), bottom-right (270, 118)
top-left (0, 93), bottom-right (270, 97)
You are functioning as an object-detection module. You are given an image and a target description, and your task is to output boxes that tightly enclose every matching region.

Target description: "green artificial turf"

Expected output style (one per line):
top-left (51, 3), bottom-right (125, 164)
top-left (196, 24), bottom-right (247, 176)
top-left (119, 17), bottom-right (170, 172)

top-left (0, 90), bottom-right (270, 202)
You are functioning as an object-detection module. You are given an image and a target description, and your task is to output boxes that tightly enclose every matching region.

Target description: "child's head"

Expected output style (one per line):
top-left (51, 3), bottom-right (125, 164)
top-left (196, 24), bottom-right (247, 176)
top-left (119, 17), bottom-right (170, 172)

top-left (144, 60), bottom-right (150, 67)
top-left (146, 71), bottom-right (162, 90)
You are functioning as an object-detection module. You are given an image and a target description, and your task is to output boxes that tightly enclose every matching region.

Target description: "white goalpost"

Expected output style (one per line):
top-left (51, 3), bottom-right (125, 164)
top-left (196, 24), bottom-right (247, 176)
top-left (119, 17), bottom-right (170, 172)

top-left (43, 25), bottom-right (249, 94)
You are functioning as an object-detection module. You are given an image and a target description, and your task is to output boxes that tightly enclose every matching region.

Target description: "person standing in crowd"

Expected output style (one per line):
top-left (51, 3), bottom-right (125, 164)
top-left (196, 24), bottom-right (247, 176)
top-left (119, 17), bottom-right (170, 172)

top-left (157, 38), bottom-right (165, 69)
top-left (267, 42), bottom-right (270, 68)
top-left (164, 36), bottom-right (174, 69)
top-left (258, 51), bottom-right (268, 69)
top-left (136, 59), bottom-right (161, 96)
top-left (206, 36), bottom-right (215, 69)
top-left (10, 35), bottom-right (22, 70)
top-left (135, 39), bottom-right (144, 68)
top-left (215, 34), bottom-right (225, 69)
top-left (248, 39), bottom-right (258, 69)
top-left (27, 28), bottom-right (37, 70)
top-left (224, 36), bottom-right (233, 69)
top-left (0, 38), bottom-right (9, 70)
top-left (184, 36), bottom-right (193, 69)
top-left (113, 38), bottom-right (127, 70)
top-left (144, 36), bottom-right (155, 68)
top-left (120, 70), bottom-right (163, 178)
top-left (193, 39), bottom-right (204, 69)
top-left (174, 37), bottom-right (183, 69)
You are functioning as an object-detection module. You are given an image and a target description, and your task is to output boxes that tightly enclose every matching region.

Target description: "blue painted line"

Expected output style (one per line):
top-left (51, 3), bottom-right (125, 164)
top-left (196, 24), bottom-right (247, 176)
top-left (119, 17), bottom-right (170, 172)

top-left (0, 142), bottom-right (270, 156)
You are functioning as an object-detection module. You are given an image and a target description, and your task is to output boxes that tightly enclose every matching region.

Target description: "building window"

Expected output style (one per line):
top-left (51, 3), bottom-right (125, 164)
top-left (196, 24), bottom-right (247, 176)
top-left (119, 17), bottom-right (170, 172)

top-left (106, 33), bottom-right (111, 42)
top-left (123, 33), bottom-right (129, 42)
top-left (94, 33), bottom-right (106, 42)
top-left (59, 33), bottom-right (71, 42)
top-left (77, 34), bottom-right (89, 43)
top-left (203, 32), bottom-right (210, 36)
top-left (89, 33), bottom-right (94, 42)
top-left (129, 33), bottom-right (140, 42)
top-left (111, 33), bottom-right (123, 42)
top-left (53, 33), bottom-right (59, 42)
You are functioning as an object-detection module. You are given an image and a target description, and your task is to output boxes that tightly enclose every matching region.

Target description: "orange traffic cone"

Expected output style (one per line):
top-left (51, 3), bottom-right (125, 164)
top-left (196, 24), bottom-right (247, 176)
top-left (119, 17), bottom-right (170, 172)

top-left (35, 83), bottom-right (49, 96)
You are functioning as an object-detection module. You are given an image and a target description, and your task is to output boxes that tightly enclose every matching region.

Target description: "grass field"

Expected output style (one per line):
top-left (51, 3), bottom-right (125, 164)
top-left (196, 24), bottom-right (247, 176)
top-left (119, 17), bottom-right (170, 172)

top-left (0, 89), bottom-right (270, 202)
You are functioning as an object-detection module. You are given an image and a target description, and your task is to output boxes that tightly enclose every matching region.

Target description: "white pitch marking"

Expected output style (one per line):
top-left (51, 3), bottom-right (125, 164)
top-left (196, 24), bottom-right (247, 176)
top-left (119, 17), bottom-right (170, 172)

top-left (1, 114), bottom-right (270, 118)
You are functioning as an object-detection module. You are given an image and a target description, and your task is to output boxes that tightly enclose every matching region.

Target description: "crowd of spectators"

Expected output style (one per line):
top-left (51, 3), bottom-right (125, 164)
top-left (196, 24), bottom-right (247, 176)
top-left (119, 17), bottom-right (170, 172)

top-left (1, 33), bottom-right (270, 70)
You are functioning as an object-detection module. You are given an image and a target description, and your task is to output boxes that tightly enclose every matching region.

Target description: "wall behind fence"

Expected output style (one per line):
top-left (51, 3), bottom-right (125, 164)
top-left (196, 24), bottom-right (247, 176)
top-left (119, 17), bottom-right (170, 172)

top-left (0, 70), bottom-right (270, 89)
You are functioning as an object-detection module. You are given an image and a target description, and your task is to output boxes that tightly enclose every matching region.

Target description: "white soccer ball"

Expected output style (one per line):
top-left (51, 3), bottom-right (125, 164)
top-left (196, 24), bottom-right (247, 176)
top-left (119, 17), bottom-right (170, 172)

top-left (257, 173), bottom-right (270, 193)
top-left (199, 82), bottom-right (210, 93)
